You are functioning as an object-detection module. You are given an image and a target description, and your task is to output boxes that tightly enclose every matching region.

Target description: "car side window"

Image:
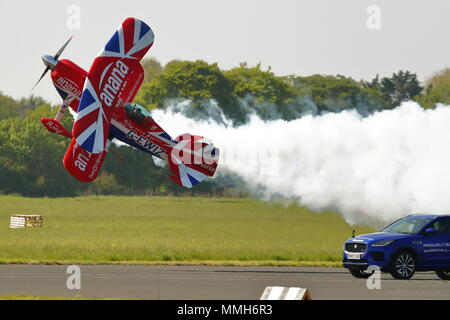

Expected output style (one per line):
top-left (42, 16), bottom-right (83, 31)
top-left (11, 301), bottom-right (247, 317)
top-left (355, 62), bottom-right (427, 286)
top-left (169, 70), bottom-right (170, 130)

top-left (431, 218), bottom-right (450, 235)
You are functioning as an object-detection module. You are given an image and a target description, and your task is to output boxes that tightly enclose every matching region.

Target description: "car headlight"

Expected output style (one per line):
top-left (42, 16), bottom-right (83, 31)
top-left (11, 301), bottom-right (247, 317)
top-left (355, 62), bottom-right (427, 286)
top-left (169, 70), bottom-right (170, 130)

top-left (372, 239), bottom-right (394, 247)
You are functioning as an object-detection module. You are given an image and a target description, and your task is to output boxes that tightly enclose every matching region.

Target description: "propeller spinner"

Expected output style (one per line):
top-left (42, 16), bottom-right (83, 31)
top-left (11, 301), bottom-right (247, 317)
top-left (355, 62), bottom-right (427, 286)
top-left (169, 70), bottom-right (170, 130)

top-left (32, 36), bottom-right (73, 89)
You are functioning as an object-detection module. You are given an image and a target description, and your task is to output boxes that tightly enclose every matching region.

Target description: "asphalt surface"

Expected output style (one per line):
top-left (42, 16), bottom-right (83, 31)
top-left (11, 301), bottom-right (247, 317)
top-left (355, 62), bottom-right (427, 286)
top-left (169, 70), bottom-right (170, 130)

top-left (0, 265), bottom-right (449, 300)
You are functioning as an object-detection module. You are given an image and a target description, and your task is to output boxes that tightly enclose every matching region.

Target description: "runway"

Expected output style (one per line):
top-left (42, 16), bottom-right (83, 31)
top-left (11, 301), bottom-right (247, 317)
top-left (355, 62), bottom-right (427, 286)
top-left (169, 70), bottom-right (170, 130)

top-left (0, 265), bottom-right (448, 300)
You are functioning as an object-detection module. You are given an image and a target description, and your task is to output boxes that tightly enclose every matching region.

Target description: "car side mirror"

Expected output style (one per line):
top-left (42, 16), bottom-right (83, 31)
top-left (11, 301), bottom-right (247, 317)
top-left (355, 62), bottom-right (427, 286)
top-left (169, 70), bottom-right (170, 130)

top-left (423, 227), bottom-right (438, 236)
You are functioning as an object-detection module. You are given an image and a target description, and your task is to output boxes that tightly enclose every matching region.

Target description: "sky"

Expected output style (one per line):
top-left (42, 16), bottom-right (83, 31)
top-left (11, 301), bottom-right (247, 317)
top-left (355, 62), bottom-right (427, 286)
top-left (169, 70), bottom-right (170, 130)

top-left (0, 0), bottom-right (449, 104)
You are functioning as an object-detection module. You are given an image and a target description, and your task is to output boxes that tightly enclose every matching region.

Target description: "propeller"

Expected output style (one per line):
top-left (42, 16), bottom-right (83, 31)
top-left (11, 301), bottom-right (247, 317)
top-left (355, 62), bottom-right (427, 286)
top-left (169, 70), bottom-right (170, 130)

top-left (32, 36), bottom-right (73, 89)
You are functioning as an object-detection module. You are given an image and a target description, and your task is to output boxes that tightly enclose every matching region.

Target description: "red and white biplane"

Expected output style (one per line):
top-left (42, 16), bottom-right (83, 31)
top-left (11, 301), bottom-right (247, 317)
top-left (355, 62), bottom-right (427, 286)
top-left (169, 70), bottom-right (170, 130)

top-left (34, 18), bottom-right (219, 188)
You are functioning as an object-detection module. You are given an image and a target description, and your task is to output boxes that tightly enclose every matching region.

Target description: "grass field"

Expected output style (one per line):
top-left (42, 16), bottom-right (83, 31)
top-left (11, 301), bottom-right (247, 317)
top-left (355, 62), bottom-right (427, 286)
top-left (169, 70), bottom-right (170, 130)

top-left (0, 196), bottom-right (374, 266)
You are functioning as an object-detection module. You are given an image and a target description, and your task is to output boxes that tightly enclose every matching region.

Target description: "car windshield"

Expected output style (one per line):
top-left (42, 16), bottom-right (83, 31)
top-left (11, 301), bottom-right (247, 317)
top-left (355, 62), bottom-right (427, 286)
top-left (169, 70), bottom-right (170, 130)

top-left (381, 216), bottom-right (433, 234)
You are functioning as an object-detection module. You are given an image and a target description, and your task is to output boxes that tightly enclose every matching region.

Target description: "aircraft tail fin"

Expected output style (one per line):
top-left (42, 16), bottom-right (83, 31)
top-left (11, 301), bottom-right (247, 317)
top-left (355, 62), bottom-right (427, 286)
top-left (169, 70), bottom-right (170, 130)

top-left (167, 134), bottom-right (219, 188)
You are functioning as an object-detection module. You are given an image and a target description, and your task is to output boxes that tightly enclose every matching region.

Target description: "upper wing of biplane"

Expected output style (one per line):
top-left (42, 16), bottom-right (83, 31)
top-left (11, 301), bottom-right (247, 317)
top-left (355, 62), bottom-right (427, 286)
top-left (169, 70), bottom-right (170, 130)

top-left (64, 18), bottom-right (154, 182)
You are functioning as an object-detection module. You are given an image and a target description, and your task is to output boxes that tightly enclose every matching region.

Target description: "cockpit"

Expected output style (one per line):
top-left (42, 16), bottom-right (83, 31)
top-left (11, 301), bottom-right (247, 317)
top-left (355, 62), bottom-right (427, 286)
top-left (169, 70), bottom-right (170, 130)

top-left (124, 103), bottom-right (153, 128)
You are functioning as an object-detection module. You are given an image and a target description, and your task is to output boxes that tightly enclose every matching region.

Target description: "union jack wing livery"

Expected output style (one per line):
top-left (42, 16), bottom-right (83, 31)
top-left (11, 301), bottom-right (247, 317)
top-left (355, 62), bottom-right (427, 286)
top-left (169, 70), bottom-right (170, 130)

top-left (168, 134), bottom-right (219, 188)
top-left (36, 18), bottom-right (219, 187)
top-left (66, 18), bottom-right (153, 181)
top-left (72, 17), bottom-right (154, 155)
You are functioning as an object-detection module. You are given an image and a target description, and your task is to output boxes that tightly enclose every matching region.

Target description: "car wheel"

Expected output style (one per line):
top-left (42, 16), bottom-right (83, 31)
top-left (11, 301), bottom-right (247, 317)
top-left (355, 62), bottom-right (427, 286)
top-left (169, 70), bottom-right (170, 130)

top-left (435, 270), bottom-right (450, 280)
top-left (349, 269), bottom-right (372, 279)
top-left (389, 250), bottom-right (416, 280)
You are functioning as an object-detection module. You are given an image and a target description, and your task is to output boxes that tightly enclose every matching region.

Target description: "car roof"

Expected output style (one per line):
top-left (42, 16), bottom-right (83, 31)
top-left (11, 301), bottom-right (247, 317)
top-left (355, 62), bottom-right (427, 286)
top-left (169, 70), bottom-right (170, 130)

top-left (408, 214), bottom-right (450, 219)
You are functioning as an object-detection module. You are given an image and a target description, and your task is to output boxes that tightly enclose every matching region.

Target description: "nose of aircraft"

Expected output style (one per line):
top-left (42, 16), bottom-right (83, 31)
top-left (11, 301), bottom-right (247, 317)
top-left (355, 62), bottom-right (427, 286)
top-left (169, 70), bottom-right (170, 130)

top-left (42, 55), bottom-right (59, 70)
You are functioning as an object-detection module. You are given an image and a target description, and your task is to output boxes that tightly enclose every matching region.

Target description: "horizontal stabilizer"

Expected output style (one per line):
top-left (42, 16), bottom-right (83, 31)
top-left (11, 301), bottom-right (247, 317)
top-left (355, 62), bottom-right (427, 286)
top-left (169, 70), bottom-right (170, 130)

top-left (41, 117), bottom-right (72, 139)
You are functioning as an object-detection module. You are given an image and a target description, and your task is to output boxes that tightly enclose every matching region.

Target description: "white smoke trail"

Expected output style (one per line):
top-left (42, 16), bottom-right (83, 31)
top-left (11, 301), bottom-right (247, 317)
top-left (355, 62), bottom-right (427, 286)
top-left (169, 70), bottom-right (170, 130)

top-left (151, 101), bottom-right (450, 227)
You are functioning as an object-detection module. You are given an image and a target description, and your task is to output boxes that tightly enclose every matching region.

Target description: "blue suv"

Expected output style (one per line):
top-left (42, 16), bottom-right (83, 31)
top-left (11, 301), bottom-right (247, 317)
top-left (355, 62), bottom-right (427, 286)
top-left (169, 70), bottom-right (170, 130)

top-left (343, 214), bottom-right (450, 280)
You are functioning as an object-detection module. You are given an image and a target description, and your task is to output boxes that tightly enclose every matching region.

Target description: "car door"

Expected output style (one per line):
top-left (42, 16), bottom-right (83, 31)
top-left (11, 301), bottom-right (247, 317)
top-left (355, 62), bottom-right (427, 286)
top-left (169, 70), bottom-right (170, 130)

top-left (420, 217), bottom-right (450, 267)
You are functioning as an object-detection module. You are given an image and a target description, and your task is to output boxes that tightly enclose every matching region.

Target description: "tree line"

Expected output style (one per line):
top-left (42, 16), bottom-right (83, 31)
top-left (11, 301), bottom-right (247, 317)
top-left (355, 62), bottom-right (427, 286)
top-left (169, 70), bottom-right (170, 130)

top-left (0, 59), bottom-right (449, 197)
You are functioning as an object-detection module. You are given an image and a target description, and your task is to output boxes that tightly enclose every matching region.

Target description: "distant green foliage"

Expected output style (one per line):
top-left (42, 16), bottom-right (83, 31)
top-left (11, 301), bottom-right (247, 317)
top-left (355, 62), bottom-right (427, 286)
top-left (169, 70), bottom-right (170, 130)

top-left (102, 144), bottom-right (170, 195)
top-left (291, 75), bottom-right (360, 106)
top-left (0, 92), bottom-right (19, 120)
top-left (137, 60), bottom-right (233, 106)
top-left (362, 71), bottom-right (422, 108)
top-left (141, 57), bottom-right (163, 84)
top-left (416, 68), bottom-right (450, 108)
top-left (0, 104), bottom-right (84, 196)
top-left (137, 61), bottom-right (427, 124)
top-left (224, 63), bottom-right (298, 121)
top-left (0, 93), bottom-right (49, 121)
top-left (288, 74), bottom-right (385, 113)
top-left (136, 60), bottom-right (248, 123)
top-left (225, 63), bottom-right (296, 104)
top-left (90, 172), bottom-right (123, 195)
